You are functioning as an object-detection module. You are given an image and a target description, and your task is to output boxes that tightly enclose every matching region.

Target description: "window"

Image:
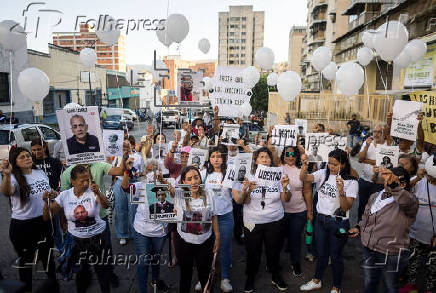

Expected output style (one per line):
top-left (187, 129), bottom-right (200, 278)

top-left (21, 127), bottom-right (41, 142)
top-left (242, 17), bottom-right (247, 21)
top-left (241, 32), bottom-right (246, 36)
top-left (241, 46), bottom-right (246, 50)
top-left (241, 39), bottom-right (246, 43)
top-left (0, 130), bottom-right (14, 145)
top-left (229, 32), bottom-right (235, 36)
top-left (242, 24), bottom-right (247, 29)
top-left (230, 17), bottom-right (240, 21)
top-left (0, 72), bottom-right (10, 103)
top-left (40, 126), bottom-right (60, 140)
top-left (241, 53), bottom-right (246, 57)
top-left (241, 60), bottom-right (246, 65)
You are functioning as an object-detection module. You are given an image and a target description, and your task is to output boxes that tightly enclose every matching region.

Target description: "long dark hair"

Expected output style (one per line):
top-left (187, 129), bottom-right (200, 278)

top-left (180, 165), bottom-right (207, 211)
top-left (30, 138), bottom-right (50, 158)
top-left (399, 154), bottom-right (418, 176)
top-left (319, 149), bottom-right (356, 189)
top-left (205, 146), bottom-right (227, 182)
top-left (153, 133), bottom-right (166, 144)
top-left (280, 146), bottom-right (302, 168)
top-left (9, 147), bottom-right (36, 206)
top-left (252, 147), bottom-right (275, 174)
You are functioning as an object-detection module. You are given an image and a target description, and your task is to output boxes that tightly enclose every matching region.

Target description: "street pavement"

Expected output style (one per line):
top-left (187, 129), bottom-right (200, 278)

top-left (0, 122), bottom-right (366, 292)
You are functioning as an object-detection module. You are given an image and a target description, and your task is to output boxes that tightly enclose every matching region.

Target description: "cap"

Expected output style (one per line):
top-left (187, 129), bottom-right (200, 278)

top-left (181, 146), bottom-right (191, 153)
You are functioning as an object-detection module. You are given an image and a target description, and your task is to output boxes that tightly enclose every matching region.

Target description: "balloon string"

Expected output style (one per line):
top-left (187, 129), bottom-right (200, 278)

top-left (364, 67), bottom-right (372, 129)
top-left (8, 50), bottom-right (13, 147)
top-left (375, 59), bottom-right (390, 122)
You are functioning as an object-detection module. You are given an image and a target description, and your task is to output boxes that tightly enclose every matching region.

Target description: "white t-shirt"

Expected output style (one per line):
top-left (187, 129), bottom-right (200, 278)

top-left (312, 169), bottom-right (358, 218)
top-left (201, 170), bottom-right (233, 215)
top-left (360, 141), bottom-right (387, 181)
top-left (150, 148), bottom-right (169, 175)
top-left (233, 173), bottom-right (284, 225)
top-left (132, 182), bottom-right (169, 238)
top-left (9, 170), bottom-right (51, 220)
top-left (55, 188), bottom-right (106, 238)
top-left (175, 188), bottom-right (215, 244)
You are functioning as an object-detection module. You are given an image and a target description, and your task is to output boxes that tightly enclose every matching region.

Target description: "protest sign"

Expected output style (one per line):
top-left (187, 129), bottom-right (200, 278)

top-left (177, 70), bottom-right (204, 105)
top-left (376, 145), bottom-right (399, 168)
top-left (188, 148), bottom-right (209, 169)
top-left (305, 133), bottom-right (347, 162)
top-left (103, 130), bottom-right (124, 157)
top-left (56, 106), bottom-right (105, 165)
top-left (390, 100), bottom-right (423, 141)
top-left (210, 66), bottom-right (251, 117)
top-left (295, 119), bottom-right (308, 135)
top-left (254, 165), bottom-right (283, 187)
top-left (152, 143), bottom-right (168, 160)
top-left (234, 153), bottom-right (253, 182)
top-left (410, 91), bottom-right (436, 145)
top-left (221, 123), bottom-right (240, 145)
top-left (223, 155), bottom-right (237, 188)
top-left (271, 125), bottom-right (298, 147)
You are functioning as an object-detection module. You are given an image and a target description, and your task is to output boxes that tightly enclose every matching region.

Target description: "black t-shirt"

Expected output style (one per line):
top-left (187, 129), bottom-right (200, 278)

top-left (33, 157), bottom-right (63, 190)
top-left (66, 134), bottom-right (100, 154)
top-left (347, 119), bottom-right (360, 135)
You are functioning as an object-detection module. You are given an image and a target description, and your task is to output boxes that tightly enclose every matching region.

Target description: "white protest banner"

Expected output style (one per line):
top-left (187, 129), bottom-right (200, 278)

top-left (305, 133), bottom-right (347, 162)
top-left (152, 143), bottom-right (168, 160)
top-left (188, 148), bottom-right (209, 169)
top-left (390, 100), bottom-right (423, 141)
top-left (271, 125), bottom-right (298, 147)
top-left (295, 119), bottom-right (308, 135)
top-left (56, 106), bottom-right (105, 165)
top-left (103, 130), bottom-right (124, 157)
top-left (234, 153), bottom-right (253, 182)
top-left (223, 155), bottom-right (236, 188)
top-left (210, 66), bottom-right (251, 117)
top-left (376, 145), bottom-right (399, 168)
top-left (221, 123), bottom-right (240, 145)
top-left (254, 165), bottom-right (283, 187)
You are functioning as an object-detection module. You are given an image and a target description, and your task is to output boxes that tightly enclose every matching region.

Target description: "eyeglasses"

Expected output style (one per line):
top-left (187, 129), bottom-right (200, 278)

top-left (285, 151), bottom-right (296, 157)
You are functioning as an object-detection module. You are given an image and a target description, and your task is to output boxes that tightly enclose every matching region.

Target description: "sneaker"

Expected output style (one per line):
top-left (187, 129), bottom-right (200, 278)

top-left (151, 280), bottom-right (169, 292)
top-left (119, 238), bottom-right (127, 245)
top-left (300, 279), bottom-right (322, 291)
top-left (194, 281), bottom-right (202, 292)
top-left (292, 263), bottom-right (302, 277)
top-left (330, 289), bottom-right (341, 293)
top-left (220, 279), bottom-right (233, 292)
top-left (244, 277), bottom-right (254, 293)
top-left (271, 274), bottom-right (287, 291)
top-left (305, 253), bottom-right (314, 262)
top-left (109, 272), bottom-right (120, 288)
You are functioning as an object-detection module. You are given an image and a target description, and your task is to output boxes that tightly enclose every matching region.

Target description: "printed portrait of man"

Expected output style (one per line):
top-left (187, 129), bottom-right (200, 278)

top-left (67, 114), bottom-right (100, 155)
top-left (73, 204), bottom-right (96, 227)
top-left (381, 156), bottom-right (393, 169)
top-left (149, 186), bottom-right (174, 216)
top-left (237, 165), bottom-right (247, 182)
top-left (192, 155), bottom-right (201, 167)
top-left (308, 144), bottom-right (323, 162)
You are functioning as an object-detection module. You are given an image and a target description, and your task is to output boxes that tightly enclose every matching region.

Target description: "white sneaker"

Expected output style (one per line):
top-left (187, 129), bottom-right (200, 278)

top-left (194, 281), bottom-right (201, 291)
top-left (300, 279), bottom-right (322, 291)
top-left (330, 289), bottom-right (341, 293)
top-left (119, 238), bottom-right (127, 245)
top-left (220, 279), bottom-right (233, 292)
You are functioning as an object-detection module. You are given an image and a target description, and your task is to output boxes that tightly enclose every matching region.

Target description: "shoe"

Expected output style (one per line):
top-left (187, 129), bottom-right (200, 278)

top-left (194, 281), bottom-right (202, 292)
top-left (271, 274), bottom-right (287, 291)
top-left (220, 279), bottom-right (233, 292)
top-left (305, 253), bottom-right (314, 262)
top-left (292, 262), bottom-right (302, 277)
top-left (300, 279), bottom-right (322, 291)
top-left (119, 238), bottom-right (127, 245)
top-left (109, 272), bottom-right (119, 288)
top-left (244, 277), bottom-right (254, 293)
top-left (151, 280), bottom-right (169, 292)
top-left (330, 289), bottom-right (341, 293)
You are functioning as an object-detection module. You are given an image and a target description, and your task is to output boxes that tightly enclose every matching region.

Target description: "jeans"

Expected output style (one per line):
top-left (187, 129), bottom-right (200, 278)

top-left (283, 211), bottom-right (307, 264)
top-left (314, 214), bottom-right (350, 289)
top-left (218, 211), bottom-right (234, 279)
top-left (349, 133), bottom-right (361, 148)
top-left (133, 230), bottom-right (167, 293)
top-left (114, 179), bottom-right (138, 239)
top-left (362, 246), bottom-right (410, 293)
top-left (358, 179), bottom-right (384, 222)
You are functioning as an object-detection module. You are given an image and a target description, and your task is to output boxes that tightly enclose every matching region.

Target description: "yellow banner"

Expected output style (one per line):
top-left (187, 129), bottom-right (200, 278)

top-left (410, 91), bottom-right (436, 145)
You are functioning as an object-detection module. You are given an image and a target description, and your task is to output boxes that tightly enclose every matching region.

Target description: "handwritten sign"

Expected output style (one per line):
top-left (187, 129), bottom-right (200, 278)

top-left (305, 133), bottom-right (347, 162)
top-left (271, 125), bottom-right (298, 147)
top-left (410, 91), bottom-right (436, 145)
top-left (254, 165), bottom-right (283, 187)
top-left (390, 100), bottom-right (422, 141)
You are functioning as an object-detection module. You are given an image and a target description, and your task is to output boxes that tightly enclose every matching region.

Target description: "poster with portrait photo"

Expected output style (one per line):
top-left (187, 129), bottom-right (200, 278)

top-left (295, 119), bottom-right (308, 135)
top-left (271, 125), bottom-right (298, 147)
top-left (177, 185), bottom-right (213, 233)
top-left (221, 123), bottom-right (240, 145)
top-left (56, 106), bottom-right (105, 165)
top-left (177, 71), bottom-right (204, 105)
top-left (234, 153), bottom-right (252, 182)
top-left (376, 145), bottom-right (399, 169)
top-left (152, 143), bottom-right (168, 160)
top-left (146, 184), bottom-right (176, 222)
top-left (188, 148), bottom-right (209, 169)
top-left (305, 133), bottom-right (347, 162)
top-left (254, 164), bottom-right (283, 187)
top-left (390, 100), bottom-right (423, 141)
top-left (103, 130), bottom-right (124, 157)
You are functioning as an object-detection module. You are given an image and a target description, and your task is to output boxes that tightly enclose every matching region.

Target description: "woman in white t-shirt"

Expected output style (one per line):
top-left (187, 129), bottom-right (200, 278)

top-left (232, 147), bottom-right (291, 293)
top-left (43, 164), bottom-right (111, 293)
top-left (299, 149), bottom-right (358, 293)
top-left (1, 147), bottom-right (57, 292)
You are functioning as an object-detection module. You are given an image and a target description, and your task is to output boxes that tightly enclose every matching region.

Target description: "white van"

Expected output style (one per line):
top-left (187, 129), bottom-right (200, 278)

top-left (103, 107), bottom-right (138, 121)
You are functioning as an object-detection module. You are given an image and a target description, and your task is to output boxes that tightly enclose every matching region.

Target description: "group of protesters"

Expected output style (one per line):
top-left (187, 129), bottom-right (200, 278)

top-left (0, 104), bottom-right (435, 293)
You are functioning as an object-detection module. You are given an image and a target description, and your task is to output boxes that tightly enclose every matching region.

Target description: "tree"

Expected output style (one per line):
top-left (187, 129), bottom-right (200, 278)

top-left (250, 74), bottom-right (269, 112)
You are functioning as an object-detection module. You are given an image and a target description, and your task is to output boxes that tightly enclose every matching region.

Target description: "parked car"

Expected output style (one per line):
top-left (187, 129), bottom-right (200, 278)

top-left (156, 110), bottom-right (180, 128)
top-left (102, 115), bottom-right (134, 130)
top-left (0, 124), bottom-right (61, 159)
top-left (102, 107), bottom-right (138, 121)
top-left (241, 121), bottom-right (267, 143)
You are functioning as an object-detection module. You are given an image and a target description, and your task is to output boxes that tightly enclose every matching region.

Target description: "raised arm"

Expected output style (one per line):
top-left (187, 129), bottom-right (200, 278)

top-left (280, 174), bottom-right (292, 203)
top-left (300, 154), bottom-right (315, 183)
top-left (42, 191), bottom-right (62, 221)
top-left (416, 112), bottom-right (424, 153)
top-left (91, 181), bottom-right (110, 209)
top-left (212, 106), bottom-right (221, 135)
top-left (0, 158), bottom-right (14, 197)
top-left (232, 178), bottom-right (256, 204)
top-left (358, 137), bottom-right (376, 165)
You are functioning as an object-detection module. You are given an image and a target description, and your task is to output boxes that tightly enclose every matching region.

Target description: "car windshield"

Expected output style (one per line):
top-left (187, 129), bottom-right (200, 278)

top-left (108, 115), bottom-right (121, 120)
top-left (0, 130), bottom-right (14, 145)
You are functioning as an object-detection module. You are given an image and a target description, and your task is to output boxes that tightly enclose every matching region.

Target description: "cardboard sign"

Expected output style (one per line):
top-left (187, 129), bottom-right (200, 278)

top-left (254, 165), bottom-right (283, 187)
top-left (221, 123), bottom-right (241, 145)
top-left (305, 133), bottom-right (347, 162)
top-left (390, 100), bottom-right (423, 141)
top-left (271, 125), bottom-right (298, 147)
top-left (103, 130), bottom-right (124, 157)
top-left (410, 91), bottom-right (436, 145)
top-left (188, 148), bottom-right (209, 169)
top-left (375, 145), bottom-right (399, 168)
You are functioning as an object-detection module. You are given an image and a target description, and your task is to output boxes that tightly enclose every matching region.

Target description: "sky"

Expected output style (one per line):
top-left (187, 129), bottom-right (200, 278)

top-left (1, 0), bottom-right (308, 65)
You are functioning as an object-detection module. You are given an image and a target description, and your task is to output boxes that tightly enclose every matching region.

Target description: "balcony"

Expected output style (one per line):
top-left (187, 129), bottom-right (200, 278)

top-left (312, 0), bottom-right (328, 10)
top-left (348, 11), bottom-right (378, 30)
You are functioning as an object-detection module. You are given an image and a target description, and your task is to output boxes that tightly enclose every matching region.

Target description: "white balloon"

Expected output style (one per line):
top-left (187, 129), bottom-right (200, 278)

top-left (404, 39), bottom-right (427, 63)
top-left (255, 47), bottom-right (275, 70)
top-left (362, 30), bottom-right (376, 49)
top-left (198, 38), bottom-right (210, 54)
top-left (277, 71), bottom-right (302, 101)
top-left (17, 68), bottom-right (50, 102)
top-left (202, 77), bottom-right (214, 91)
top-left (126, 69), bottom-right (139, 85)
top-left (166, 14), bottom-right (189, 43)
top-left (267, 72), bottom-right (278, 86)
top-left (312, 46), bottom-right (332, 71)
top-left (321, 62), bottom-right (337, 81)
top-left (242, 66), bottom-right (260, 88)
top-left (336, 62), bottom-right (364, 97)
top-left (0, 20), bottom-right (26, 51)
top-left (373, 21), bottom-right (409, 62)
top-left (95, 16), bottom-right (120, 46)
top-left (425, 155), bottom-right (436, 178)
top-left (80, 48), bottom-right (97, 67)
top-left (393, 49), bottom-right (411, 68)
top-left (357, 47), bottom-right (373, 66)
top-left (156, 22), bottom-right (173, 47)
top-left (63, 103), bottom-right (82, 109)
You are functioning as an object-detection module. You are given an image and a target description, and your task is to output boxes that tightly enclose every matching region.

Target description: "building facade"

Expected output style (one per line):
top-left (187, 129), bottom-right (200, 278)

top-left (288, 26), bottom-right (307, 74)
top-left (218, 5), bottom-right (264, 67)
top-left (106, 70), bottom-right (140, 109)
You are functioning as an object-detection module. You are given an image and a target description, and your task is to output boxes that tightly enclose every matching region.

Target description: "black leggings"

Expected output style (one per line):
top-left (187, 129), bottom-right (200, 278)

top-left (9, 216), bottom-right (56, 291)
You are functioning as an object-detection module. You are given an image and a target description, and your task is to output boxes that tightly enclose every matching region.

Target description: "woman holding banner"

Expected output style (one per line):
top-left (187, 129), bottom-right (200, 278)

top-left (299, 149), bottom-right (358, 293)
top-left (232, 147), bottom-right (291, 292)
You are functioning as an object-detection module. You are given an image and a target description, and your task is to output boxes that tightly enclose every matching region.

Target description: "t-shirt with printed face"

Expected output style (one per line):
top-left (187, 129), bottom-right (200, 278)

top-left (55, 187), bottom-right (106, 238)
top-left (9, 170), bottom-right (51, 220)
top-left (174, 188), bottom-right (215, 244)
top-left (312, 169), bottom-right (358, 218)
top-left (201, 170), bottom-right (233, 216)
top-left (233, 173), bottom-right (284, 225)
